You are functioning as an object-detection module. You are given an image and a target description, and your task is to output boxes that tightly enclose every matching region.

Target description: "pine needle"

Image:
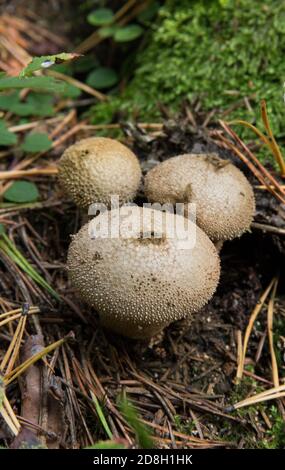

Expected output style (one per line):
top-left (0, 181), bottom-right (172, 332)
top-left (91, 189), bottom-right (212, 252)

top-left (0, 314), bottom-right (27, 373)
top-left (235, 277), bottom-right (276, 383)
top-left (1, 397), bottom-right (20, 436)
top-left (229, 100), bottom-right (285, 177)
top-left (0, 232), bottom-right (60, 300)
top-left (0, 305), bottom-right (39, 320)
top-left (232, 384), bottom-right (285, 411)
top-left (260, 100), bottom-right (285, 177)
top-left (91, 392), bottom-right (113, 440)
top-left (267, 277), bottom-right (279, 387)
top-left (4, 334), bottom-right (72, 385)
top-left (0, 380), bottom-right (21, 436)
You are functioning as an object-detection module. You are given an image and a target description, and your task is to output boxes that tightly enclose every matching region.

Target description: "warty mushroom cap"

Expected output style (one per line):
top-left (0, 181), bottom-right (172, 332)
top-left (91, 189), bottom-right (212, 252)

top-left (67, 205), bottom-right (220, 339)
top-left (144, 153), bottom-right (255, 242)
top-left (58, 137), bottom-right (142, 210)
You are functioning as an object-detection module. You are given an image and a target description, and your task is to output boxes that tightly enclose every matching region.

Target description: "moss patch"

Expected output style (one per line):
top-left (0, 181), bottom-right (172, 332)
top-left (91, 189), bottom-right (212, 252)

top-left (91, 0), bottom-right (285, 144)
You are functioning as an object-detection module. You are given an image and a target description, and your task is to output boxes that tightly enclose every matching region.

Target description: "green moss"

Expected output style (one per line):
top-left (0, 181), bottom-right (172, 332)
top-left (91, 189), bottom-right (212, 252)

top-left (230, 372), bottom-right (264, 418)
top-left (91, 0), bottom-right (285, 157)
top-left (173, 415), bottom-right (196, 435)
top-left (228, 373), bottom-right (285, 448)
top-left (261, 405), bottom-right (285, 448)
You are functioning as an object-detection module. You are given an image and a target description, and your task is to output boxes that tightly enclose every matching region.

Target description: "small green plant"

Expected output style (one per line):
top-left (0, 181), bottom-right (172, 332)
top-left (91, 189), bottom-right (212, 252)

top-left (173, 415), bottom-right (195, 435)
top-left (0, 120), bottom-right (17, 146)
top-left (3, 181), bottom-right (39, 204)
top-left (87, 440), bottom-right (127, 449)
top-left (19, 53), bottom-right (79, 77)
top-left (91, 393), bottom-right (113, 440)
top-left (87, 8), bottom-right (114, 27)
top-left (21, 133), bottom-right (52, 153)
top-left (80, 1), bottom-right (160, 91)
top-left (0, 52), bottom-right (80, 149)
top-left (86, 67), bottom-right (119, 90)
top-left (87, 394), bottom-right (154, 449)
top-left (0, 224), bottom-right (60, 300)
top-left (86, 7), bottom-right (144, 43)
top-left (262, 405), bottom-right (285, 448)
top-left (119, 396), bottom-right (154, 449)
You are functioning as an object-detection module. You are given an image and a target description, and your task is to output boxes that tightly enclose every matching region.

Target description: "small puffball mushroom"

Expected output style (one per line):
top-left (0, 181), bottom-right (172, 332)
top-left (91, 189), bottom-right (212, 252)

top-left (144, 153), bottom-right (255, 242)
top-left (67, 206), bottom-right (220, 339)
top-left (58, 137), bottom-right (142, 210)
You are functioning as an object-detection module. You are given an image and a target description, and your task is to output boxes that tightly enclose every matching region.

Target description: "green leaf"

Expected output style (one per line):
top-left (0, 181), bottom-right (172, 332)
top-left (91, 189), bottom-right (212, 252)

top-left (61, 83), bottom-right (82, 98)
top-left (114, 25), bottom-right (144, 42)
top-left (91, 393), bottom-right (113, 439)
top-left (21, 133), bottom-right (52, 153)
top-left (72, 55), bottom-right (97, 73)
top-left (0, 92), bottom-right (55, 118)
top-left (0, 120), bottom-right (17, 146)
top-left (0, 92), bottom-right (32, 117)
top-left (0, 76), bottom-right (65, 93)
top-left (98, 26), bottom-right (117, 38)
top-left (3, 181), bottom-right (39, 203)
top-left (119, 397), bottom-right (154, 449)
top-left (25, 93), bottom-right (55, 117)
top-left (86, 67), bottom-right (119, 89)
top-left (87, 8), bottom-right (114, 26)
top-left (20, 53), bottom-right (80, 77)
top-left (0, 223), bottom-right (5, 235)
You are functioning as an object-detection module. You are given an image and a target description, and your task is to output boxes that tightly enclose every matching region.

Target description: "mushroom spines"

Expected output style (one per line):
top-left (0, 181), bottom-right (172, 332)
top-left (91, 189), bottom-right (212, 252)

top-left (58, 137), bottom-right (142, 210)
top-left (144, 153), bottom-right (255, 242)
top-left (67, 206), bottom-right (220, 339)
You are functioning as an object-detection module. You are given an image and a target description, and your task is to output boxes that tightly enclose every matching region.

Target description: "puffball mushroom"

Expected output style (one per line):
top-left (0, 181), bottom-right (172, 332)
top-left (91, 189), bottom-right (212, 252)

top-left (58, 137), bottom-right (142, 210)
top-left (67, 206), bottom-right (220, 339)
top-left (144, 153), bottom-right (255, 242)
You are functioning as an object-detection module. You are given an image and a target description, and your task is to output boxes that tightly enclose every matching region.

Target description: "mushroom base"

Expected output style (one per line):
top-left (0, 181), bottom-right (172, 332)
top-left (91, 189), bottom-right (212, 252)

top-left (99, 315), bottom-right (170, 340)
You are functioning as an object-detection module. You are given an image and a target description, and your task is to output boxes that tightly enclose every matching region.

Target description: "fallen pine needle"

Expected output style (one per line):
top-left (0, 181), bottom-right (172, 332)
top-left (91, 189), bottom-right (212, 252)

top-left (0, 305), bottom-right (39, 320)
top-left (229, 384), bottom-right (285, 411)
top-left (236, 330), bottom-right (243, 378)
top-left (4, 332), bottom-right (74, 385)
top-left (1, 394), bottom-right (21, 436)
top-left (235, 277), bottom-right (276, 383)
top-left (0, 167), bottom-right (58, 180)
top-left (267, 277), bottom-right (279, 387)
top-left (0, 314), bottom-right (27, 373)
top-left (0, 378), bottom-right (21, 436)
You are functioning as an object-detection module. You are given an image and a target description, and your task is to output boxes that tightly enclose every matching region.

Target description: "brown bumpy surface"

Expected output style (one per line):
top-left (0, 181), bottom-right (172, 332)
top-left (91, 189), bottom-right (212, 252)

top-left (58, 137), bottom-right (142, 210)
top-left (67, 206), bottom-right (220, 339)
top-left (144, 153), bottom-right (255, 242)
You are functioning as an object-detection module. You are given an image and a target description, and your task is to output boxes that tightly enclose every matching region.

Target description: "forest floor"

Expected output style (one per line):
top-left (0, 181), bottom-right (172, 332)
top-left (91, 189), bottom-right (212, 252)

top-left (0, 1), bottom-right (284, 449)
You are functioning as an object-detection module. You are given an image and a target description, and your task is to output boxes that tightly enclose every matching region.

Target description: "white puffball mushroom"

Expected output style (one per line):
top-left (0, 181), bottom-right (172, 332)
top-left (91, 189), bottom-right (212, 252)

top-left (144, 153), bottom-right (255, 242)
top-left (58, 137), bottom-right (142, 210)
top-left (67, 206), bottom-right (220, 339)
